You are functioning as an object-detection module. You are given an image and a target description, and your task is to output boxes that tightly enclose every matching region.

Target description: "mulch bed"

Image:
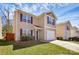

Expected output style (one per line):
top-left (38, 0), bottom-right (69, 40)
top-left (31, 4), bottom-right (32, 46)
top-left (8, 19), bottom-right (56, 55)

top-left (14, 40), bottom-right (41, 45)
top-left (13, 40), bottom-right (44, 50)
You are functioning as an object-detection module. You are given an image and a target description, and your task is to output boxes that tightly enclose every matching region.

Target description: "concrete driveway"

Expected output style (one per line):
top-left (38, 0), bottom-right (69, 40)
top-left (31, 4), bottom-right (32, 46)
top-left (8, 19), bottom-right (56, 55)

top-left (50, 40), bottom-right (79, 53)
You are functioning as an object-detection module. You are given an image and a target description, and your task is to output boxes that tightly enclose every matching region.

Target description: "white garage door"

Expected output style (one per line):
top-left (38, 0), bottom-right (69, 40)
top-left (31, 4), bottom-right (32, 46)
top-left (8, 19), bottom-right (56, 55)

top-left (47, 30), bottom-right (55, 40)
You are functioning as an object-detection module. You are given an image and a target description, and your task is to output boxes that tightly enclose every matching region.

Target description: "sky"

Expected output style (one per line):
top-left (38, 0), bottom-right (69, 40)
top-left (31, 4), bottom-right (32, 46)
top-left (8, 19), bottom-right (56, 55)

top-left (0, 3), bottom-right (79, 28)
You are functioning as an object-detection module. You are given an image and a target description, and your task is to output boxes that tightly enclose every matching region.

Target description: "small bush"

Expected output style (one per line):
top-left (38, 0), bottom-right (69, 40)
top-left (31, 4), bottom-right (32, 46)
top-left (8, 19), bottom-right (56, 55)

top-left (68, 37), bottom-right (79, 41)
top-left (57, 37), bottom-right (63, 40)
top-left (68, 37), bottom-right (72, 41)
top-left (72, 37), bottom-right (79, 41)
top-left (20, 35), bottom-right (34, 41)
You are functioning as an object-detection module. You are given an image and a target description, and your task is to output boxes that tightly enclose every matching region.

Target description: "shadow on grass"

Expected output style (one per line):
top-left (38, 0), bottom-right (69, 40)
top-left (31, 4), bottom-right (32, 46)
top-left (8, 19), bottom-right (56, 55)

top-left (0, 40), bottom-right (12, 46)
top-left (13, 40), bottom-right (47, 50)
top-left (0, 39), bottom-right (48, 50)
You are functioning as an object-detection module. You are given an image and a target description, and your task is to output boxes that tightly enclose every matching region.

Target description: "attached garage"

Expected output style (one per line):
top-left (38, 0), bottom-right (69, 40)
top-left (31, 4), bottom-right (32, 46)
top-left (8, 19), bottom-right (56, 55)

top-left (46, 30), bottom-right (56, 41)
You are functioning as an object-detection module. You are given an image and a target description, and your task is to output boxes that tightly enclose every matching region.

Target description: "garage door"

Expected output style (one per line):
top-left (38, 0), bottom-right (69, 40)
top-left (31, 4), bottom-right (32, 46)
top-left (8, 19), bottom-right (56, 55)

top-left (47, 30), bottom-right (55, 40)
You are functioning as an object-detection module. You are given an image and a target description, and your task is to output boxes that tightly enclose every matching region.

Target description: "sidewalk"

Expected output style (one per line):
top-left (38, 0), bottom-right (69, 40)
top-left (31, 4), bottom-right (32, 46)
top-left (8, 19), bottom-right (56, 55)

top-left (50, 40), bottom-right (79, 53)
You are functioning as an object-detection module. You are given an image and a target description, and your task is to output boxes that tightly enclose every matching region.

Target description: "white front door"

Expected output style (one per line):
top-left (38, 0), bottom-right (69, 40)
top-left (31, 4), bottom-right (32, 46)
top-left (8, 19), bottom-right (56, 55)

top-left (47, 30), bottom-right (55, 40)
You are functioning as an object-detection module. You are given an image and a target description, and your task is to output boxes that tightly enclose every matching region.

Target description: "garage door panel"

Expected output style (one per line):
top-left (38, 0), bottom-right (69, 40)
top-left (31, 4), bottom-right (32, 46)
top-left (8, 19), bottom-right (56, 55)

top-left (47, 30), bottom-right (55, 40)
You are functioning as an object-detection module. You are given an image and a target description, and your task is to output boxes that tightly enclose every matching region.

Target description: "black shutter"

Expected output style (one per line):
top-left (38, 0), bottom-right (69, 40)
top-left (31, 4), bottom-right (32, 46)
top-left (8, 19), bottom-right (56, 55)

top-left (20, 29), bottom-right (22, 36)
top-left (47, 16), bottom-right (49, 24)
top-left (31, 30), bottom-right (33, 36)
top-left (31, 17), bottom-right (33, 24)
top-left (20, 14), bottom-right (22, 22)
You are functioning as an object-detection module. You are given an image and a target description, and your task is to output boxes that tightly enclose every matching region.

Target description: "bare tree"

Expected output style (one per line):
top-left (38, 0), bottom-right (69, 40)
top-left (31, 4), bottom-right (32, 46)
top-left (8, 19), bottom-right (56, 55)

top-left (0, 4), bottom-right (22, 33)
top-left (0, 6), bottom-right (10, 33)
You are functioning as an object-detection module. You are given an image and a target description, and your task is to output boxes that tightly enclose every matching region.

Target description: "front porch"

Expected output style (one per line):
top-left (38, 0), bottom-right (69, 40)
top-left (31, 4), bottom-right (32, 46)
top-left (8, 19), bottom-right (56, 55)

top-left (33, 25), bottom-right (43, 41)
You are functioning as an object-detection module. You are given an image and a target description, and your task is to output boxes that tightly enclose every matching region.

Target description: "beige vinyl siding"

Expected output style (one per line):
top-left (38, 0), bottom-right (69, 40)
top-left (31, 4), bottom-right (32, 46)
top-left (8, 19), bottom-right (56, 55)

top-left (56, 24), bottom-right (65, 38)
top-left (13, 10), bottom-right (56, 41)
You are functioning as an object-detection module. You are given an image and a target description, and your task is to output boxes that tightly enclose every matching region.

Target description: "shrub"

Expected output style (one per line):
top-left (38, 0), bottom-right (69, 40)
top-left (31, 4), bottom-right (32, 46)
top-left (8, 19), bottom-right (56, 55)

top-left (72, 37), bottom-right (79, 41)
top-left (69, 37), bottom-right (79, 41)
top-left (69, 37), bottom-right (72, 41)
top-left (57, 37), bottom-right (63, 40)
top-left (20, 35), bottom-right (34, 41)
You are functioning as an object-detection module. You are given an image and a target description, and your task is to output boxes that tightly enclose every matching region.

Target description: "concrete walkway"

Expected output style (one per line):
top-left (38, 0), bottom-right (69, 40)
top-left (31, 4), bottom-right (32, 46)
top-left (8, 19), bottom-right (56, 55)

top-left (50, 40), bottom-right (79, 53)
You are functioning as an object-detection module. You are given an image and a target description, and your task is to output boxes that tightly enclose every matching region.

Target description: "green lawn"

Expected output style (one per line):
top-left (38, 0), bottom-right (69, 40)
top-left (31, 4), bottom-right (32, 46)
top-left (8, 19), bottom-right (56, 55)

top-left (13, 43), bottom-right (79, 55)
top-left (0, 40), bottom-right (79, 55)
top-left (0, 45), bottom-right (13, 55)
top-left (0, 40), bottom-right (13, 55)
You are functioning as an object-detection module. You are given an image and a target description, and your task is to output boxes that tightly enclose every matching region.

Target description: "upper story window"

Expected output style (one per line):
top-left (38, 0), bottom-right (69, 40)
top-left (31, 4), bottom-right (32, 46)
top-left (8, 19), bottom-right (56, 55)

top-left (27, 16), bottom-right (33, 24)
top-left (47, 16), bottom-right (55, 25)
top-left (20, 13), bottom-right (33, 24)
top-left (23, 15), bottom-right (26, 22)
top-left (52, 19), bottom-right (55, 25)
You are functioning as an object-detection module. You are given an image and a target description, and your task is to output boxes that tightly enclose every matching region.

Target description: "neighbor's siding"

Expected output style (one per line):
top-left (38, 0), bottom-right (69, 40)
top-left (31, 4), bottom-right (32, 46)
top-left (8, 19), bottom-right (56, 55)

top-left (56, 24), bottom-right (65, 38)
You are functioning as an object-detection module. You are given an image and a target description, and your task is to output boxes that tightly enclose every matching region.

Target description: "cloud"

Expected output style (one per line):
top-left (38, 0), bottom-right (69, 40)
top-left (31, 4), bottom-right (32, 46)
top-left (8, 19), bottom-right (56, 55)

top-left (0, 3), bottom-right (79, 28)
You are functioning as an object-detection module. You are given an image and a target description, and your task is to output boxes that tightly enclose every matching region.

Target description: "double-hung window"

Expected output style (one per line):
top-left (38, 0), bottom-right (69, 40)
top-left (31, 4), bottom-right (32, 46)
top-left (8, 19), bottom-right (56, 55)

top-left (20, 13), bottom-right (33, 24)
top-left (20, 28), bottom-right (33, 36)
top-left (47, 16), bottom-right (53, 24)
top-left (20, 14), bottom-right (26, 22)
top-left (47, 16), bottom-right (55, 25)
top-left (52, 19), bottom-right (55, 25)
top-left (28, 30), bottom-right (33, 36)
top-left (23, 15), bottom-right (26, 22)
top-left (28, 16), bottom-right (33, 24)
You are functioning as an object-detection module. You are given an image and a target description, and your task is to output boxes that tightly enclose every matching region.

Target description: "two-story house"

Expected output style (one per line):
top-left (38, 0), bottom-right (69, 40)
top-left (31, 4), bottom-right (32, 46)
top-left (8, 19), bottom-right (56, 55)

top-left (13, 10), bottom-right (57, 42)
top-left (56, 21), bottom-right (72, 40)
top-left (77, 30), bottom-right (79, 38)
top-left (70, 26), bottom-right (79, 38)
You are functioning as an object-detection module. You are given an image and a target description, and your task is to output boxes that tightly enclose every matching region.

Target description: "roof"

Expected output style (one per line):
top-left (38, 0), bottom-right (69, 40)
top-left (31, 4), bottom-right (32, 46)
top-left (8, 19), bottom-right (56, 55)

top-left (33, 25), bottom-right (43, 30)
top-left (57, 21), bottom-right (72, 26)
top-left (15, 9), bottom-right (37, 17)
top-left (45, 11), bottom-right (57, 19)
top-left (72, 26), bottom-right (78, 30)
top-left (15, 9), bottom-right (57, 19)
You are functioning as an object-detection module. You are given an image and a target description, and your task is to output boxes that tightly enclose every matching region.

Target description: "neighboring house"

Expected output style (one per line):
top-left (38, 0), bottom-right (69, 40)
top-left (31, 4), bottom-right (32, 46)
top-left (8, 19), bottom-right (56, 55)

top-left (56, 21), bottom-right (72, 40)
top-left (13, 10), bottom-right (57, 42)
top-left (70, 26), bottom-right (79, 38)
top-left (77, 30), bottom-right (79, 38)
top-left (0, 17), bottom-right (2, 39)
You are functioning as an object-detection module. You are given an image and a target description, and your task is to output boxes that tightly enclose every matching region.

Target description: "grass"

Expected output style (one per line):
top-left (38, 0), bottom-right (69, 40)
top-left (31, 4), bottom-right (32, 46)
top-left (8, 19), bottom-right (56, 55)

top-left (13, 43), bottom-right (79, 55)
top-left (0, 40), bottom-right (13, 54)
top-left (0, 40), bottom-right (79, 55)
top-left (0, 45), bottom-right (13, 55)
